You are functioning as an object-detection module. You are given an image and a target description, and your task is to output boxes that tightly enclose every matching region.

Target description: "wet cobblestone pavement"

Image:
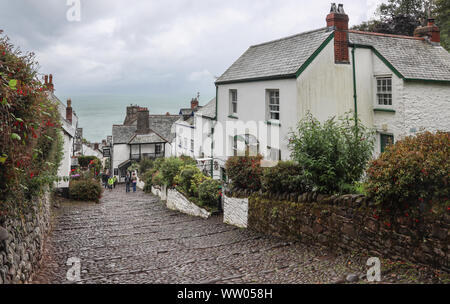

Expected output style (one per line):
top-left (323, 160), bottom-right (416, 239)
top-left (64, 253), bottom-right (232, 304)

top-left (32, 186), bottom-right (447, 284)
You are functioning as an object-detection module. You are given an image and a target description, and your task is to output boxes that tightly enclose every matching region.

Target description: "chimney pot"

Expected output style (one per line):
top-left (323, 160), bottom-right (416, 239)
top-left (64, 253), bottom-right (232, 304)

top-left (66, 99), bottom-right (73, 124)
top-left (191, 98), bottom-right (199, 110)
top-left (414, 18), bottom-right (440, 44)
top-left (326, 3), bottom-right (349, 64)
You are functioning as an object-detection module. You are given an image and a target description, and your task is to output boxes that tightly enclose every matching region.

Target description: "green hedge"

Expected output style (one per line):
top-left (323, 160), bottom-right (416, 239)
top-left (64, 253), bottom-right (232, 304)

top-left (366, 131), bottom-right (450, 217)
top-left (69, 179), bottom-right (103, 203)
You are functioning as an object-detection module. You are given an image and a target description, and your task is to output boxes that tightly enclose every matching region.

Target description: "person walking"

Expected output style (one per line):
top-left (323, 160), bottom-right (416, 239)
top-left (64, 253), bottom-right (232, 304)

top-left (125, 172), bottom-right (131, 193)
top-left (113, 175), bottom-right (118, 189)
top-left (131, 172), bottom-right (137, 193)
top-left (108, 176), bottom-right (114, 190)
top-left (102, 172), bottom-right (108, 189)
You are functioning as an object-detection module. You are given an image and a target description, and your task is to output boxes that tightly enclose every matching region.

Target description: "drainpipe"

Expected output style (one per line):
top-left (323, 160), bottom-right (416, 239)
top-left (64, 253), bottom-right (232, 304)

top-left (210, 85), bottom-right (218, 178)
top-left (352, 46), bottom-right (358, 126)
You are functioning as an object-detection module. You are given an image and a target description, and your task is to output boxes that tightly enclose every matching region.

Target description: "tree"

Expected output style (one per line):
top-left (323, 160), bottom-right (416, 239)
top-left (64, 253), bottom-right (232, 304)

top-left (353, 0), bottom-right (449, 51)
top-left (352, 0), bottom-right (434, 36)
top-left (435, 0), bottom-right (450, 50)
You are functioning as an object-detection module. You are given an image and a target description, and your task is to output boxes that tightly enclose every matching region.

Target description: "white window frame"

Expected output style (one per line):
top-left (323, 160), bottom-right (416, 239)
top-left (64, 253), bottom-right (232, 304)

top-left (375, 76), bottom-right (393, 108)
top-left (266, 89), bottom-right (280, 121)
top-left (229, 89), bottom-right (238, 116)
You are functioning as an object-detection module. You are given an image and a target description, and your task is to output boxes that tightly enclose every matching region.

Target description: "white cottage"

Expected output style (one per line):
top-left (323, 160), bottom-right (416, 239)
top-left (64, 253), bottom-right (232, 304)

top-left (45, 75), bottom-right (79, 189)
top-left (212, 4), bottom-right (450, 175)
top-left (112, 106), bottom-right (179, 181)
top-left (173, 98), bottom-right (201, 158)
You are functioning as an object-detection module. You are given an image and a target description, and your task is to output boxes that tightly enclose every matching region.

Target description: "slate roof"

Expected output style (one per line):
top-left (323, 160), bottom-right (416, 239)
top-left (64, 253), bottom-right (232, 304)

top-left (216, 27), bottom-right (450, 84)
top-left (215, 28), bottom-right (331, 84)
top-left (128, 133), bottom-right (165, 145)
top-left (196, 98), bottom-right (216, 119)
top-left (112, 125), bottom-right (137, 144)
top-left (114, 114), bottom-right (179, 145)
top-left (348, 31), bottom-right (450, 81)
top-left (148, 115), bottom-right (179, 142)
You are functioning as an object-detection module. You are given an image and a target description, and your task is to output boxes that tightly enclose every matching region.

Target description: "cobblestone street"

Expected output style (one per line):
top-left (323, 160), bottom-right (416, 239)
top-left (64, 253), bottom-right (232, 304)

top-left (30, 187), bottom-right (385, 284)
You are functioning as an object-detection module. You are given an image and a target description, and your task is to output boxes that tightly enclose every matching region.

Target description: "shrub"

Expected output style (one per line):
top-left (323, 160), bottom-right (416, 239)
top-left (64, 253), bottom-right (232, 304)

top-left (174, 165), bottom-right (202, 196)
top-left (142, 168), bottom-right (157, 193)
top-left (190, 172), bottom-right (209, 197)
top-left (366, 131), bottom-right (450, 216)
top-left (261, 161), bottom-right (310, 194)
top-left (139, 159), bottom-right (154, 175)
top-left (180, 155), bottom-right (197, 166)
top-left (152, 171), bottom-right (163, 187)
top-left (69, 179), bottom-right (103, 203)
top-left (0, 31), bottom-right (64, 213)
top-left (160, 157), bottom-right (184, 187)
top-left (198, 179), bottom-right (221, 208)
top-left (77, 156), bottom-right (98, 168)
top-left (289, 113), bottom-right (374, 194)
top-left (225, 155), bottom-right (263, 192)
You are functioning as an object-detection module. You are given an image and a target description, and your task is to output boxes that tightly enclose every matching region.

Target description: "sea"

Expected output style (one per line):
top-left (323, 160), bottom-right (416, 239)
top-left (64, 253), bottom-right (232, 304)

top-left (58, 94), bottom-right (201, 143)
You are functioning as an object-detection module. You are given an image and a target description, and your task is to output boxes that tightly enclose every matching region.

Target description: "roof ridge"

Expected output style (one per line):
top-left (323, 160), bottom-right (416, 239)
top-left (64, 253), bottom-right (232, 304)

top-left (348, 30), bottom-right (425, 41)
top-left (250, 27), bottom-right (328, 48)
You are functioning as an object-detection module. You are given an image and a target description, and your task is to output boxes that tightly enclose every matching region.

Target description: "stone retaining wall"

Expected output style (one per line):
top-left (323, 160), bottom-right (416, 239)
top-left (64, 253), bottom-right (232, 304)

top-left (166, 189), bottom-right (211, 219)
top-left (223, 195), bottom-right (248, 228)
top-left (248, 193), bottom-right (449, 271)
top-left (0, 192), bottom-right (52, 284)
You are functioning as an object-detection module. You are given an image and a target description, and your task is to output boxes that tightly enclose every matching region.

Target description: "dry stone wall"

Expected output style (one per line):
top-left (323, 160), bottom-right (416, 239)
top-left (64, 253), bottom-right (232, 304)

top-left (246, 192), bottom-right (449, 271)
top-left (0, 192), bottom-right (52, 284)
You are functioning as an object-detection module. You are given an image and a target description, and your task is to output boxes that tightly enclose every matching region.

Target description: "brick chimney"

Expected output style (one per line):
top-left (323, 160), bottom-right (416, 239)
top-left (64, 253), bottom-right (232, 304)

top-left (136, 108), bottom-right (150, 134)
top-left (191, 98), bottom-right (199, 110)
top-left (326, 3), bottom-right (349, 64)
top-left (414, 18), bottom-right (440, 44)
top-left (66, 99), bottom-right (73, 124)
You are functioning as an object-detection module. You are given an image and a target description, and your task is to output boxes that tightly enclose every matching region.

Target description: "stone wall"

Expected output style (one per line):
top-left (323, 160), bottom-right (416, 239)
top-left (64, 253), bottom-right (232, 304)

top-left (0, 192), bottom-right (52, 284)
top-left (166, 189), bottom-right (211, 219)
top-left (223, 194), bottom-right (248, 228)
top-left (248, 193), bottom-right (449, 272)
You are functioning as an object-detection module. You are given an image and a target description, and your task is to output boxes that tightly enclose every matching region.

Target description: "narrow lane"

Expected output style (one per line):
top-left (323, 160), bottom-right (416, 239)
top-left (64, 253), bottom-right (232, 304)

top-left (33, 186), bottom-right (361, 284)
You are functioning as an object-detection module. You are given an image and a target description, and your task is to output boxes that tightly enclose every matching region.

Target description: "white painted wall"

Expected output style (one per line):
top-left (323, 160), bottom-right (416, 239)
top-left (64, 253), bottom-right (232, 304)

top-left (56, 131), bottom-right (72, 188)
top-left (174, 122), bottom-right (195, 158)
top-left (216, 78), bottom-right (297, 161)
top-left (112, 144), bottom-right (130, 174)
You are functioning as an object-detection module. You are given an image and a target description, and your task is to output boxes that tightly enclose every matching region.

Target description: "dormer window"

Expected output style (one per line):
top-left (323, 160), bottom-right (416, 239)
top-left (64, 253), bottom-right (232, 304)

top-left (376, 77), bottom-right (392, 106)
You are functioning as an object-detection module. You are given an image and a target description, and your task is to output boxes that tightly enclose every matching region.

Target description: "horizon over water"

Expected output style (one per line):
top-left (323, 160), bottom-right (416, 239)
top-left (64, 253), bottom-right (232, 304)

top-left (58, 94), bottom-right (214, 143)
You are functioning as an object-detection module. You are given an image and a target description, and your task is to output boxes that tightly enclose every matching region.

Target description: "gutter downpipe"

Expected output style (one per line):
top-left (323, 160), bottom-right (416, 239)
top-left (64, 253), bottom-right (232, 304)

top-left (211, 85), bottom-right (218, 178)
top-left (351, 46), bottom-right (358, 126)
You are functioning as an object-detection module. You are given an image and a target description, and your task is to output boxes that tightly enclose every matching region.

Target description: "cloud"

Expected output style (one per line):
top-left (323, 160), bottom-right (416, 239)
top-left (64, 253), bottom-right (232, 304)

top-left (0, 0), bottom-right (380, 99)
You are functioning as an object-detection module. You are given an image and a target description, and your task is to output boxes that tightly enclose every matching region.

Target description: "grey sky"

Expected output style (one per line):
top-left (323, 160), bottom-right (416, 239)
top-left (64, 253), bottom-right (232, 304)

top-left (0, 0), bottom-right (385, 102)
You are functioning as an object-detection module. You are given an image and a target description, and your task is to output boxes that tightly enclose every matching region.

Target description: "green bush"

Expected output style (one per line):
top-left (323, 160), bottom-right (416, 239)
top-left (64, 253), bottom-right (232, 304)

top-left (180, 155), bottom-right (197, 166)
top-left (152, 171), bottom-right (163, 187)
top-left (139, 159), bottom-right (154, 175)
top-left (142, 168), bottom-right (157, 193)
top-left (366, 131), bottom-right (450, 216)
top-left (261, 161), bottom-right (310, 195)
top-left (174, 165), bottom-right (202, 196)
top-left (160, 157), bottom-right (184, 187)
top-left (225, 155), bottom-right (263, 192)
top-left (69, 179), bottom-right (103, 203)
top-left (77, 156), bottom-right (98, 168)
top-left (289, 113), bottom-right (374, 194)
top-left (198, 179), bottom-right (221, 208)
